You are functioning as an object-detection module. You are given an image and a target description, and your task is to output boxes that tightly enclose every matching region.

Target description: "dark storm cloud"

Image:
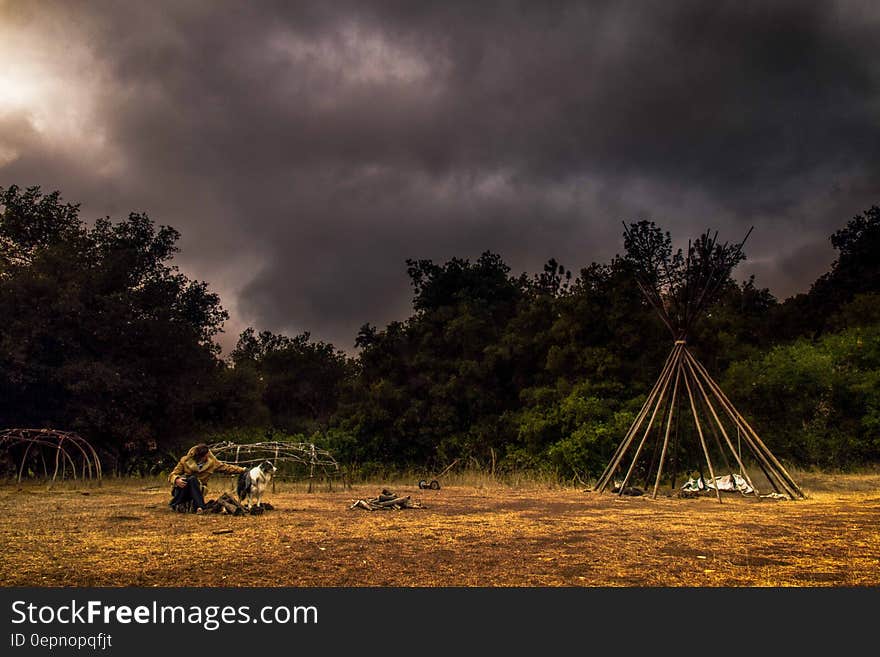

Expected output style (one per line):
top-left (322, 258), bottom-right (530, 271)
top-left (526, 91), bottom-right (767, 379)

top-left (2, 1), bottom-right (879, 349)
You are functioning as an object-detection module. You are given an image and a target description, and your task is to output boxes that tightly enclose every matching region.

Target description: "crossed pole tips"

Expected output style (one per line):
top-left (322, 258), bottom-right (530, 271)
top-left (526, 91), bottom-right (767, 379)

top-left (595, 224), bottom-right (804, 502)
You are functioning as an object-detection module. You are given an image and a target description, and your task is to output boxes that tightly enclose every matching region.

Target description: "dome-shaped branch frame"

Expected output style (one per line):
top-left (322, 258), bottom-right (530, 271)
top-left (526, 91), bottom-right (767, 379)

top-left (1, 428), bottom-right (103, 483)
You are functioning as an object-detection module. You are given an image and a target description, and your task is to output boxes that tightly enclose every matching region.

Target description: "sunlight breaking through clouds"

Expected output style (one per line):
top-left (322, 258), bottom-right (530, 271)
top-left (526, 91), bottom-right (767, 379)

top-left (0, 11), bottom-right (122, 175)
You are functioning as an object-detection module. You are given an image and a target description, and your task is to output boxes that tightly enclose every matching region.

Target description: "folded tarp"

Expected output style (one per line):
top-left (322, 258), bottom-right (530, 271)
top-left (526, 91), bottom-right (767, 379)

top-left (681, 473), bottom-right (754, 495)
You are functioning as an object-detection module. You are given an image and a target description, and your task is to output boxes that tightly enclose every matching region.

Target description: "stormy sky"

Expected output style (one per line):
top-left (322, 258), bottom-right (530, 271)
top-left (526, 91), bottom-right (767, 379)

top-left (2, 1), bottom-right (879, 351)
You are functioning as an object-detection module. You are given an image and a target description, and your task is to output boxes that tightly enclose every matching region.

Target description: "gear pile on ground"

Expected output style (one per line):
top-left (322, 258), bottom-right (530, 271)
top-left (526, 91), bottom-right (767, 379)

top-left (173, 493), bottom-right (275, 515)
top-left (349, 489), bottom-right (424, 511)
top-left (611, 484), bottom-right (644, 496)
top-left (203, 493), bottom-right (249, 515)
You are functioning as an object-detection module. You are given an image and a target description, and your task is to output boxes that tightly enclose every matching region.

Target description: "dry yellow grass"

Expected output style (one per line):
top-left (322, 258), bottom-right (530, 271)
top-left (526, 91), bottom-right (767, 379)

top-left (1, 472), bottom-right (878, 587)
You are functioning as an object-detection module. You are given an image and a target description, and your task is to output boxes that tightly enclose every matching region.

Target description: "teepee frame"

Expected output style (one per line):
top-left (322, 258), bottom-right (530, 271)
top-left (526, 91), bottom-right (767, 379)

top-left (594, 224), bottom-right (805, 501)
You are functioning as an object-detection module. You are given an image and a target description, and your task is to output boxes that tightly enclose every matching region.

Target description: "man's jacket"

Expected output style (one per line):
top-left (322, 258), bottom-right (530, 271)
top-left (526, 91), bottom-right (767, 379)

top-left (169, 446), bottom-right (246, 487)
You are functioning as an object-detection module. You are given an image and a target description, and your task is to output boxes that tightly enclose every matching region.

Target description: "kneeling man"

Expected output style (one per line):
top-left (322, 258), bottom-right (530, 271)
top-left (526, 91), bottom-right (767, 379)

top-left (169, 443), bottom-right (246, 513)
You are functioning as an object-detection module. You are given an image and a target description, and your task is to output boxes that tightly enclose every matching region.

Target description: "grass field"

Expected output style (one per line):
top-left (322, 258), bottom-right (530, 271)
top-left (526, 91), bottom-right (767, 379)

top-left (1, 471), bottom-right (878, 587)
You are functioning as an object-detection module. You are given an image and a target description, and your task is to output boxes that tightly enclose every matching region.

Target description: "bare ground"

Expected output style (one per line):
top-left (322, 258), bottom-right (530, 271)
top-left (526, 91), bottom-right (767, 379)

top-left (1, 473), bottom-right (878, 587)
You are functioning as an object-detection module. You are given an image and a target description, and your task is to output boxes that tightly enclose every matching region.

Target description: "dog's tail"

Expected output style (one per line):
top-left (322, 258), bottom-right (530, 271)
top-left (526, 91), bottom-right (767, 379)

top-left (236, 471), bottom-right (249, 501)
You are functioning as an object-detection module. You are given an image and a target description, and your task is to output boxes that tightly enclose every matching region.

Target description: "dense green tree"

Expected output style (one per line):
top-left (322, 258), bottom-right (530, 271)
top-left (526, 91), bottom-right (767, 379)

top-left (0, 185), bottom-right (227, 471)
top-left (689, 276), bottom-right (778, 372)
top-left (231, 328), bottom-right (353, 434)
top-left (334, 253), bottom-right (528, 467)
top-left (724, 324), bottom-right (880, 467)
top-left (776, 206), bottom-right (880, 338)
top-left (823, 205), bottom-right (880, 298)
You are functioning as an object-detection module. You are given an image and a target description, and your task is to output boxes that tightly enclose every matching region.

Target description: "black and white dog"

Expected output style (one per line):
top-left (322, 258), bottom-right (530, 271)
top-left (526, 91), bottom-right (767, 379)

top-left (237, 460), bottom-right (276, 510)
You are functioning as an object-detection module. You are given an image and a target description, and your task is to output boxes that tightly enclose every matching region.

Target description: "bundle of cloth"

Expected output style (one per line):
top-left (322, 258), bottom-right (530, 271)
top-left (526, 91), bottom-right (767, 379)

top-left (681, 473), bottom-right (754, 495)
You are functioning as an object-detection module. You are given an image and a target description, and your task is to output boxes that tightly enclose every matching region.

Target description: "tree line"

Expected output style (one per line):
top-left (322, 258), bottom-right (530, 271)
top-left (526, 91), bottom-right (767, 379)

top-left (1, 184), bottom-right (878, 477)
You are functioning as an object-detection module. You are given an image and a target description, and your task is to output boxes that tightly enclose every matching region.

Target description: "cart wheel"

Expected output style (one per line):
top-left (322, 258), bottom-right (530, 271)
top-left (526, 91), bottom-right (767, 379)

top-left (418, 480), bottom-right (428, 489)
top-left (429, 480), bottom-right (441, 490)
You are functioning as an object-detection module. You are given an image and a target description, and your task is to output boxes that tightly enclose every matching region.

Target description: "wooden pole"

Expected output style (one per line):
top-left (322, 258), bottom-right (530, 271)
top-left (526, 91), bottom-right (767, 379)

top-left (59, 437), bottom-right (78, 480)
top-left (731, 424), bottom-right (783, 495)
top-left (692, 371), bottom-right (732, 473)
top-left (66, 449), bottom-right (78, 480)
top-left (685, 351), bottom-right (803, 498)
top-left (596, 386), bottom-right (668, 490)
top-left (685, 351), bottom-right (797, 498)
top-left (596, 344), bottom-right (680, 492)
top-left (17, 441), bottom-right (34, 483)
top-left (642, 397), bottom-right (668, 491)
top-left (52, 442), bottom-right (61, 483)
top-left (683, 351), bottom-right (760, 496)
top-left (737, 426), bottom-right (742, 472)
top-left (617, 347), bottom-right (680, 495)
top-left (728, 412), bottom-right (794, 497)
top-left (71, 432), bottom-right (102, 482)
top-left (642, 357), bottom-right (678, 490)
top-left (66, 435), bottom-right (94, 480)
top-left (685, 359), bottom-right (785, 495)
top-left (682, 364), bottom-right (722, 503)
top-left (670, 377), bottom-right (682, 492)
top-left (634, 280), bottom-right (676, 336)
top-left (681, 239), bottom-right (693, 331)
top-left (595, 346), bottom-right (679, 491)
top-left (652, 364), bottom-right (682, 498)
top-left (726, 425), bottom-right (785, 497)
